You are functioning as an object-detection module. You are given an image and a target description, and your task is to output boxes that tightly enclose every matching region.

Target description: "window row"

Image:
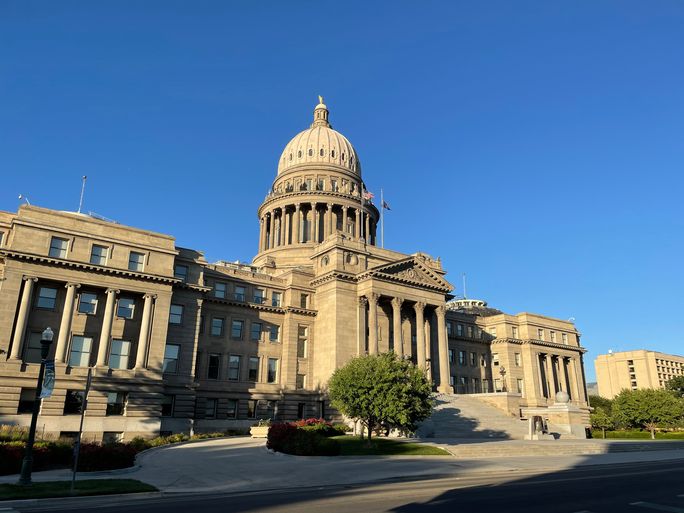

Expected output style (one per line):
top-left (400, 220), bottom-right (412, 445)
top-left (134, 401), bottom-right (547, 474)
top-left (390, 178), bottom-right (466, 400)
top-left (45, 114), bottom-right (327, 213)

top-left (34, 286), bottom-right (137, 319)
top-left (49, 236), bottom-right (148, 272)
top-left (17, 388), bottom-right (126, 416)
top-left (25, 332), bottom-right (133, 369)
top-left (188, 352), bottom-right (280, 383)
top-left (447, 350), bottom-right (523, 368)
top-left (207, 280), bottom-right (283, 306)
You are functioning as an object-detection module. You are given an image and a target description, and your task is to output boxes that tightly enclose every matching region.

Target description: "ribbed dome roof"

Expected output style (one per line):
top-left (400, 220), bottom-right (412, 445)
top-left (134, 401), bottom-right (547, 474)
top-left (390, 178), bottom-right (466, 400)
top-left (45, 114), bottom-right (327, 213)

top-left (277, 98), bottom-right (361, 176)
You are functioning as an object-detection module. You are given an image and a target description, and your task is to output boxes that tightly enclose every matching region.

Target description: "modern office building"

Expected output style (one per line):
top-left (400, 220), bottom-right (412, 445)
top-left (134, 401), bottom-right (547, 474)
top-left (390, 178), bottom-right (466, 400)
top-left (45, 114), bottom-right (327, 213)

top-left (595, 349), bottom-right (684, 399)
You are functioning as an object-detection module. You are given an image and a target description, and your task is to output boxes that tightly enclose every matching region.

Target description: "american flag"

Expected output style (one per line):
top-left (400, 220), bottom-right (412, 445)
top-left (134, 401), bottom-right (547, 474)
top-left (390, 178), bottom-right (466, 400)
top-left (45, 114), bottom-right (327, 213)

top-left (363, 191), bottom-right (374, 201)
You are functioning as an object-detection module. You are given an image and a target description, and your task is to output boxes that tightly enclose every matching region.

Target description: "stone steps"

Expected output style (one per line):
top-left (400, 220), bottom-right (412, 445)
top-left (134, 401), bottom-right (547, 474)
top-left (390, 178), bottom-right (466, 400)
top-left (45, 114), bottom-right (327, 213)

top-left (418, 393), bottom-right (528, 440)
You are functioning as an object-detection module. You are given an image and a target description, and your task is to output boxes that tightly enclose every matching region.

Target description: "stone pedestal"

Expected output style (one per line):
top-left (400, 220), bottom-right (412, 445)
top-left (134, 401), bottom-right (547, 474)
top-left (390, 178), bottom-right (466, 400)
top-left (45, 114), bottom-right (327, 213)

top-left (522, 391), bottom-right (588, 439)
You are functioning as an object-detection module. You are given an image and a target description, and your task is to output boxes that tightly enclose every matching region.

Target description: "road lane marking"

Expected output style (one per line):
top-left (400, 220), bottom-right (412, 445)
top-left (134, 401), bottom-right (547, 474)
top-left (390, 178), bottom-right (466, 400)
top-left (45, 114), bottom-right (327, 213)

top-left (571, 510), bottom-right (595, 513)
top-left (630, 502), bottom-right (684, 512)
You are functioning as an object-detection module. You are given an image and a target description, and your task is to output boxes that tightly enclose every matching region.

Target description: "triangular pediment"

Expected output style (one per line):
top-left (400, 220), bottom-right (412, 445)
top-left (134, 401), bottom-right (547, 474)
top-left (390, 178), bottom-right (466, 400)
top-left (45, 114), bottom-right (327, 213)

top-left (364, 257), bottom-right (453, 292)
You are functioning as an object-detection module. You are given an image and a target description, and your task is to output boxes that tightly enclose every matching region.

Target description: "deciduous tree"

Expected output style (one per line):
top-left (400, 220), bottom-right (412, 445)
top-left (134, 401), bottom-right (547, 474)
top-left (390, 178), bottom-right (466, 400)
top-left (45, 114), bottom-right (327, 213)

top-left (612, 389), bottom-right (684, 439)
top-left (328, 353), bottom-right (433, 443)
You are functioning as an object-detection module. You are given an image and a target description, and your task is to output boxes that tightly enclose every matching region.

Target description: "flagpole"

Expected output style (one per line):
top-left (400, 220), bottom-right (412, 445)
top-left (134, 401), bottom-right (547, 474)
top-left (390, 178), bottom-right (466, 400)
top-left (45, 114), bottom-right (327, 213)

top-left (360, 183), bottom-right (365, 242)
top-left (380, 188), bottom-right (384, 248)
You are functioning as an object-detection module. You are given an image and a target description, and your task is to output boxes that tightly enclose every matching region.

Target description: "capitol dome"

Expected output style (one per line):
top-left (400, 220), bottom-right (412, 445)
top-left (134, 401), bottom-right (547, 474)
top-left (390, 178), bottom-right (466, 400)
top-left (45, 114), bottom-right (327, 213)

top-left (277, 97), bottom-right (361, 176)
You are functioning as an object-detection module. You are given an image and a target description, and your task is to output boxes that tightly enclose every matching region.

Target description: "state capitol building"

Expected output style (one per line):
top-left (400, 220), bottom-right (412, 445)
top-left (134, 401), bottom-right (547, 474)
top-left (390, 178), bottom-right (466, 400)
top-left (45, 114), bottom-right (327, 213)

top-left (0, 99), bottom-right (590, 440)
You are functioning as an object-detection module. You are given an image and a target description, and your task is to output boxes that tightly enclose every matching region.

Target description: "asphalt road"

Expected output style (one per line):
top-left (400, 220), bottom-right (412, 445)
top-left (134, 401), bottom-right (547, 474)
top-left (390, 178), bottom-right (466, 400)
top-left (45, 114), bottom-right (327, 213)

top-left (9, 458), bottom-right (684, 513)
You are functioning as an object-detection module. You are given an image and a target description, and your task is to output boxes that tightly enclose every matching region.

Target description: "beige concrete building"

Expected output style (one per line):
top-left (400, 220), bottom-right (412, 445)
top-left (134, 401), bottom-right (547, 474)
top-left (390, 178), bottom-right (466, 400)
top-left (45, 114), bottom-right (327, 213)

top-left (595, 349), bottom-right (684, 399)
top-left (0, 99), bottom-right (589, 440)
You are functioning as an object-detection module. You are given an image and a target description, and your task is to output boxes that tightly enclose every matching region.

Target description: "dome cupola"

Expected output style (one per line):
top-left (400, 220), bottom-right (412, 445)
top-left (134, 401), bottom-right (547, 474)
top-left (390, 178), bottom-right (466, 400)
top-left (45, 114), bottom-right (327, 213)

top-left (277, 96), bottom-right (361, 176)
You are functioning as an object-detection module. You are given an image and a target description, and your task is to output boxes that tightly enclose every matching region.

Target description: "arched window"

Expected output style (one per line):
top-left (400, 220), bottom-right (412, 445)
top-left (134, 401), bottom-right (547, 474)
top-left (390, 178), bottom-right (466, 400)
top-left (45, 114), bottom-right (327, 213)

top-left (298, 150), bottom-right (302, 158)
top-left (289, 153), bottom-right (292, 161)
top-left (320, 148), bottom-right (324, 156)
top-left (342, 153), bottom-right (346, 161)
top-left (331, 150), bottom-right (335, 158)
top-left (308, 149), bottom-right (313, 157)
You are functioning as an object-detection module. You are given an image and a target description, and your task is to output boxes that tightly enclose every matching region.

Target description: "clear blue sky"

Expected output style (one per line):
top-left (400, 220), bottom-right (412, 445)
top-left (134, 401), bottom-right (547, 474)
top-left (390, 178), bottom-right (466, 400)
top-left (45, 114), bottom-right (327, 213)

top-left (2, 1), bottom-right (683, 380)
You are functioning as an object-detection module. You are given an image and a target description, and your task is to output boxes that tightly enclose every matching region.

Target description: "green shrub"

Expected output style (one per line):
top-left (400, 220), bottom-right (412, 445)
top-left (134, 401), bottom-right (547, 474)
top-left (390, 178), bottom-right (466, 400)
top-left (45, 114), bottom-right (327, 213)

top-left (267, 423), bottom-right (340, 456)
top-left (0, 425), bottom-right (29, 442)
top-left (77, 443), bottom-right (137, 471)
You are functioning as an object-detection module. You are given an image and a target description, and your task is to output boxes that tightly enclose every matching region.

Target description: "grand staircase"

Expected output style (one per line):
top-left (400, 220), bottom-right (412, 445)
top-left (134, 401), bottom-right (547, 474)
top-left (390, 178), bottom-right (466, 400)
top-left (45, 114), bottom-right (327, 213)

top-left (417, 393), bottom-right (528, 440)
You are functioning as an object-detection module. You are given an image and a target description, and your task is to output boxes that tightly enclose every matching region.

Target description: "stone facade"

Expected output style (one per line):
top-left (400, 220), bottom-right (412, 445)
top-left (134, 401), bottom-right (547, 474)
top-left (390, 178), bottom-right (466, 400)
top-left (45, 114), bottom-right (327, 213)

top-left (595, 349), bottom-right (684, 399)
top-left (0, 99), bottom-right (589, 440)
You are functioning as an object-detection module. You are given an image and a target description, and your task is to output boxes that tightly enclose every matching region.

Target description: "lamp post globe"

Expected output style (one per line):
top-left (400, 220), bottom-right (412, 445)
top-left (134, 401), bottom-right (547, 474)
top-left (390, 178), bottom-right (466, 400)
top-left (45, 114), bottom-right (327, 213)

top-left (18, 326), bottom-right (54, 486)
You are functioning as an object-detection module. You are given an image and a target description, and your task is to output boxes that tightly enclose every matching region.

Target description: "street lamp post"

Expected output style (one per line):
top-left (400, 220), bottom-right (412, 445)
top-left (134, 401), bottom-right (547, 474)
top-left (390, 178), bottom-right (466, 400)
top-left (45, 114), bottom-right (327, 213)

top-left (18, 327), bottom-right (54, 486)
top-left (499, 366), bottom-right (507, 393)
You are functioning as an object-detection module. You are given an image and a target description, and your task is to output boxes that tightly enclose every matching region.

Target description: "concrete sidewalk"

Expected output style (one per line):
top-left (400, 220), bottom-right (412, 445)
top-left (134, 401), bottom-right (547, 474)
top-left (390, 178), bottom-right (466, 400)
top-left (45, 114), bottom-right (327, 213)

top-left (2, 437), bottom-right (684, 495)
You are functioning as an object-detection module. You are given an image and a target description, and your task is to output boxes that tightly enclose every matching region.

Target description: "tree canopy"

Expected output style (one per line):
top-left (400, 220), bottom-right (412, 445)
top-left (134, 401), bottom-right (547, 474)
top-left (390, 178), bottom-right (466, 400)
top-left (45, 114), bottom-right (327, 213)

top-left (588, 394), bottom-right (613, 414)
top-left (611, 388), bottom-right (684, 439)
top-left (665, 376), bottom-right (684, 397)
top-left (328, 352), bottom-right (433, 441)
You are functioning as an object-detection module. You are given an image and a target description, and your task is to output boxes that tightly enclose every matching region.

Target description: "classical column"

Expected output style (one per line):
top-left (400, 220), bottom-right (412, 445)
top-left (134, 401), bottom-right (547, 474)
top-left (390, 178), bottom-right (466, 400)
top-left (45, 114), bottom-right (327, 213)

top-left (259, 217), bottom-right (266, 252)
top-left (268, 211), bottom-right (275, 249)
top-left (96, 289), bottom-right (119, 366)
top-left (358, 296), bottom-right (368, 356)
top-left (436, 305), bottom-right (452, 393)
top-left (391, 297), bottom-right (404, 358)
top-left (354, 208), bottom-right (361, 239)
top-left (283, 208), bottom-right (290, 245)
top-left (414, 302), bottom-right (426, 370)
top-left (9, 277), bottom-right (38, 360)
top-left (274, 211), bottom-right (280, 247)
top-left (365, 214), bottom-right (370, 242)
top-left (55, 283), bottom-right (80, 363)
top-left (294, 204), bottom-right (301, 243)
top-left (326, 203), bottom-right (333, 238)
top-left (342, 206), bottom-right (348, 235)
top-left (568, 357), bottom-right (581, 402)
top-left (368, 293), bottom-right (379, 354)
top-left (313, 204), bottom-right (319, 242)
top-left (544, 354), bottom-right (555, 398)
top-left (424, 317), bottom-right (432, 382)
top-left (135, 294), bottom-right (156, 370)
top-left (562, 357), bottom-right (572, 398)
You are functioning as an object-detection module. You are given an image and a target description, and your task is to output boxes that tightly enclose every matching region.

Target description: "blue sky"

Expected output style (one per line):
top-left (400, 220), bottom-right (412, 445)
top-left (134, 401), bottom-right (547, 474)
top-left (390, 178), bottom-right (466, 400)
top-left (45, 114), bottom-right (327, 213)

top-left (2, 1), bottom-right (683, 380)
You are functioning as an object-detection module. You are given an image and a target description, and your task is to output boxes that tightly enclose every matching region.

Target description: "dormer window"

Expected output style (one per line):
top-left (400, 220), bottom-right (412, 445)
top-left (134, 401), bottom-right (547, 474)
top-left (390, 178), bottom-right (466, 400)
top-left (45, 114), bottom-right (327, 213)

top-left (128, 251), bottom-right (145, 272)
top-left (174, 265), bottom-right (188, 281)
top-left (90, 245), bottom-right (108, 265)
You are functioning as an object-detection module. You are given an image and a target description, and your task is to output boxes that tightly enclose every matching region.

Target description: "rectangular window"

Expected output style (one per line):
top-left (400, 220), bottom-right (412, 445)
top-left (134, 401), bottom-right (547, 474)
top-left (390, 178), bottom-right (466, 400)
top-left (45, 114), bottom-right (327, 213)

top-left (64, 390), bottom-right (84, 415)
top-left (248, 357), bottom-right (259, 381)
top-left (267, 358), bottom-right (279, 383)
top-left (207, 353), bottom-right (221, 379)
top-left (77, 292), bottom-right (98, 315)
top-left (494, 378), bottom-right (502, 392)
top-left (517, 378), bottom-right (524, 394)
top-left (106, 392), bottom-right (127, 416)
top-left (271, 292), bottom-right (282, 307)
top-left (234, 286), bottom-right (246, 302)
top-left (231, 320), bottom-right (244, 340)
top-left (49, 237), bottom-right (69, 258)
top-left (174, 265), bottom-right (188, 281)
top-left (446, 321), bottom-right (453, 337)
top-left (247, 399), bottom-right (257, 418)
top-left (226, 399), bottom-right (238, 418)
top-left (297, 326), bottom-right (308, 358)
top-left (128, 251), bottom-right (145, 272)
top-left (550, 331), bottom-right (556, 342)
top-left (297, 402), bottom-right (305, 418)
top-left (537, 328), bottom-right (544, 340)
top-left (199, 315), bottom-right (204, 334)
top-left (470, 352), bottom-right (477, 367)
top-left (36, 287), bottom-right (57, 309)
top-left (250, 322), bottom-right (262, 341)
top-left (448, 349), bottom-right (454, 364)
top-left (228, 355), bottom-right (241, 381)
top-left (562, 333), bottom-right (568, 345)
top-left (211, 318), bottom-right (224, 336)
top-left (161, 395), bottom-right (175, 416)
top-left (483, 379), bottom-right (490, 393)
top-left (458, 351), bottom-right (466, 366)
top-left (163, 344), bottom-right (180, 373)
top-left (205, 398), bottom-right (218, 419)
top-left (24, 332), bottom-right (43, 363)
top-left (90, 244), bottom-right (108, 265)
top-left (331, 178), bottom-right (338, 191)
top-left (18, 388), bottom-right (36, 414)
top-left (215, 282), bottom-right (226, 299)
top-left (300, 294), bottom-right (309, 309)
top-left (481, 354), bottom-right (488, 367)
top-left (492, 353), bottom-right (499, 366)
top-left (109, 340), bottom-right (131, 369)
top-left (0, 231), bottom-right (4, 246)
top-left (512, 326), bottom-right (519, 338)
top-left (456, 324), bottom-right (463, 337)
top-left (69, 335), bottom-right (93, 367)
top-left (269, 325), bottom-right (280, 343)
top-left (253, 289), bottom-right (265, 304)
top-left (467, 326), bottom-right (473, 338)
top-left (514, 353), bottom-right (522, 366)
top-left (117, 298), bottom-right (135, 319)
top-left (473, 378), bottom-right (480, 393)
top-left (296, 374), bottom-right (305, 389)
top-left (169, 304), bottom-right (183, 325)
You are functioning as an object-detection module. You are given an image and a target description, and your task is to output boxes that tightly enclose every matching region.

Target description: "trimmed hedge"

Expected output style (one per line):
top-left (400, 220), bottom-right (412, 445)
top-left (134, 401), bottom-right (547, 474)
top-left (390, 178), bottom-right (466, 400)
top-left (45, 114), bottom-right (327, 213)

top-left (267, 419), bottom-right (345, 456)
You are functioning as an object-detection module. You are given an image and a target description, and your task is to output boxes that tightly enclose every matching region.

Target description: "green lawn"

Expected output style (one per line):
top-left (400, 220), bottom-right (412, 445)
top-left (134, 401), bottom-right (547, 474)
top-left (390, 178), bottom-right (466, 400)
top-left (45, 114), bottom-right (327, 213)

top-left (591, 430), bottom-right (684, 440)
top-left (331, 435), bottom-right (450, 456)
top-left (0, 479), bottom-right (157, 500)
